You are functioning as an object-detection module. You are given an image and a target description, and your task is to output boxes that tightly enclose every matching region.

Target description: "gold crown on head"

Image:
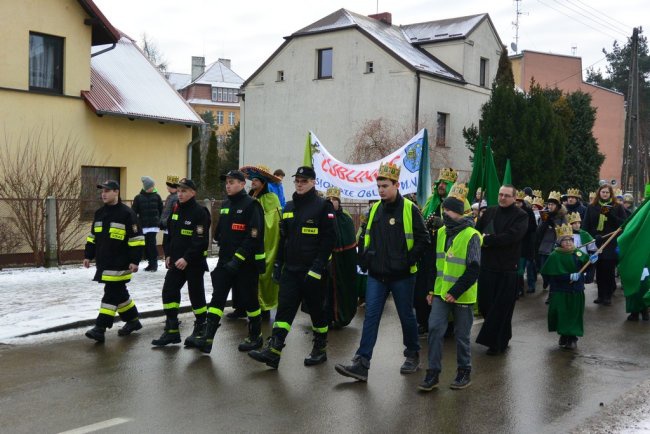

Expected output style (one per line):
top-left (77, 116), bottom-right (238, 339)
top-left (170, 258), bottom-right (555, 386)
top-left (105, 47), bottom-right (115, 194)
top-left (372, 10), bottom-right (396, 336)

top-left (326, 186), bottom-right (341, 199)
top-left (555, 223), bottom-right (574, 239)
top-left (532, 197), bottom-right (544, 208)
top-left (438, 167), bottom-right (458, 183)
top-left (566, 188), bottom-right (581, 198)
top-left (589, 192), bottom-right (596, 201)
top-left (448, 183), bottom-right (469, 201)
top-left (614, 188), bottom-right (623, 197)
top-left (524, 195), bottom-right (533, 205)
top-left (378, 162), bottom-right (401, 182)
top-left (548, 191), bottom-right (562, 203)
top-left (166, 175), bottom-right (180, 185)
top-left (533, 189), bottom-right (543, 198)
top-left (567, 212), bottom-right (582, 224)
top-left (516, 190), bottom-right (526, 200)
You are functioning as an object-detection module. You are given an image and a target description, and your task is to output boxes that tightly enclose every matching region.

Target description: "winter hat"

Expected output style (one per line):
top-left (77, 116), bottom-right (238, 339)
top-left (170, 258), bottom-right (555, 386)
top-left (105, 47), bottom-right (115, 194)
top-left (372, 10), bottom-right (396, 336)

top-left (442, 196), bottom-right (465, 215)
top-left (523, 187), bottom-right (533, 197)
top-left (141, 176), bottom-right (155, 190)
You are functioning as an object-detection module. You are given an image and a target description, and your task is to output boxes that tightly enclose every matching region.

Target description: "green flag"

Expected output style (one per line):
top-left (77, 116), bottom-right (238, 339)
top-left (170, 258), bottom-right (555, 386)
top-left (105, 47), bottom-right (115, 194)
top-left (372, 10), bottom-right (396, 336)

top-left (303, 132), bottom-right (313, 167)
top-left (503, 159), bottom-right (512, 185)
top-left (467, 137), bottom-right (484, 203)
top-left (483, 138), bottom-right (501, 206)
top-left (617, 184), bottom-right (650, 298)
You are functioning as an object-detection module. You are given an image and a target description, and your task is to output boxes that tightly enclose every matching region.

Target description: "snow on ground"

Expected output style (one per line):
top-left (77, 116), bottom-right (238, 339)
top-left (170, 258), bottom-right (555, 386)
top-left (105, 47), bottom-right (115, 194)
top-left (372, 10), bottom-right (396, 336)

top-left (0, 257), bottom-right (221, 342)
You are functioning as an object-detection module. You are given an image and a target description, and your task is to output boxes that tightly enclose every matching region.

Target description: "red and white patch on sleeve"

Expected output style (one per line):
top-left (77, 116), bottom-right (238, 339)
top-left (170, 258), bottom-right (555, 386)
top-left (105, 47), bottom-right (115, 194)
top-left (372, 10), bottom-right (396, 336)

top-left (327, 213), bottom-right (335, 219)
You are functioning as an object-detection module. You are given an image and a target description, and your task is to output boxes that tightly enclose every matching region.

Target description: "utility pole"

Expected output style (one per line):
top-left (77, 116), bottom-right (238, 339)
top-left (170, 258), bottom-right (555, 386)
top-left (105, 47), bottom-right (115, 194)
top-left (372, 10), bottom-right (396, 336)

top-left (511, 0), bottom-right (526, 53)
top-left (621, 27), bottom-right (642, 200)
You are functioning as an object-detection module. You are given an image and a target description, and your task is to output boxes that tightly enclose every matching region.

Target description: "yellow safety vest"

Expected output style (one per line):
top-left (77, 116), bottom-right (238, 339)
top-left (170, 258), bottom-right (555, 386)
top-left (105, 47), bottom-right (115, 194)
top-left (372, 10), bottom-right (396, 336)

top-left (434, 225), bottom-right (482, 304)
top-left (364, 198), bottom-right (417, 274)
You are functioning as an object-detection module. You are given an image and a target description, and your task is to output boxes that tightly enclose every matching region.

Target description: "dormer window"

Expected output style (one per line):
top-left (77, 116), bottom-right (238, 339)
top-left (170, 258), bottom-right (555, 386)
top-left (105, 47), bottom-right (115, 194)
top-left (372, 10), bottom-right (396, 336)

top-left (277, 70), bottom-right (284, 81)
top-left (366, 61), bottom-right (374, 73)
top-left (29, 32), bottom-right (64, 94)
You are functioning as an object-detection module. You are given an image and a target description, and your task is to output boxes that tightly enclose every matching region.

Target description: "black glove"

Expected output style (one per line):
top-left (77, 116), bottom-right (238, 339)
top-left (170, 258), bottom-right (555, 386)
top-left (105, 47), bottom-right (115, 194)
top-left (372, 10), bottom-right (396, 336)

top-left (224, 258), bottom-right (241, 274)
top-left (272, 263), bottom-right (282, 283)
top-left (425, 215), bottom-right (443, 231)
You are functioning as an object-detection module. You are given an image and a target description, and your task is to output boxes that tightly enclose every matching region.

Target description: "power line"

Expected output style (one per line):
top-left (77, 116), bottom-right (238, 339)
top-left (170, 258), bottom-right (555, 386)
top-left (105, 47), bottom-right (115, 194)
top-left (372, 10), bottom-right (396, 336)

top-left (548, 0), bottom-right (629, 39)
top-left (571, 0), bottom-right (633, 32)
top-left (537, 0), bottom-right (626, 41)
top-left (557, 0), bottom-right (631, 37)
top-left (551, 55), bottom-right (608, 87)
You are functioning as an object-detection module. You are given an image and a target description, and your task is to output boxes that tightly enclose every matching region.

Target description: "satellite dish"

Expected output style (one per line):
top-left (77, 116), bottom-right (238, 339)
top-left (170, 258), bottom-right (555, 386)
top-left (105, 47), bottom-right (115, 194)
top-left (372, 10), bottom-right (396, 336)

top-left (510, 42), bottom-right (518, 52)
top-left (611, 179), bottom-right (617, 186)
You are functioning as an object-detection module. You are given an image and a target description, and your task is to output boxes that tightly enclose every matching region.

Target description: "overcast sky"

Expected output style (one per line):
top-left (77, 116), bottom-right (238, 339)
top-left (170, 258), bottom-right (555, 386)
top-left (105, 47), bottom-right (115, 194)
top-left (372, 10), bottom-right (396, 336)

top-left (94, 0), bottom-right (646, 81)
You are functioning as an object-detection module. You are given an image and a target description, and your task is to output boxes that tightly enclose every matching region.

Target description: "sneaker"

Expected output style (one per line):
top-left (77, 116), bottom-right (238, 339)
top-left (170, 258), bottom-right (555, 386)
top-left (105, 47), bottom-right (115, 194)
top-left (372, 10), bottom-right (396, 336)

top-left (85, 326), bottom-right (106, 342)
top-left (117, 320), bottom-right (142, 336)
top-left (450, 368), bottom-right (472, 389)
top-left (400, 355), bottom-right (419, 374)
top-left (334, 356), bottom-right (369, 382)
top-left (418, 370), bottom-right (439, 392)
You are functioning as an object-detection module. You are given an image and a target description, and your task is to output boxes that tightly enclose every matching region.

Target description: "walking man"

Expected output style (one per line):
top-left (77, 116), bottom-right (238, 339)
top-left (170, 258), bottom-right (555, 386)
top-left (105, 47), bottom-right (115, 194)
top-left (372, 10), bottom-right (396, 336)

top-left (335, 162), bottom-right (430, 382)
top-left (132, 176), bottom-right (163, 271)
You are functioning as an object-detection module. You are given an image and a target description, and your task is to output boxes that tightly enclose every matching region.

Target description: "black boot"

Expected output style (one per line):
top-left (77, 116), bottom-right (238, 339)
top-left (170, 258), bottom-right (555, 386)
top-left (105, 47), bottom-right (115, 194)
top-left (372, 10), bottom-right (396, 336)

top-left (117, 319), bottom-right (142, 336)
top-left (238, 316), bottom-right (263, 352)
top-left (226, 308), bottom-right (246, 319)
top-left (151, 318), bottom-right (181, 346)
top-left (85, 326), bottom-right (106, 342)
top-left (249, 335), bottom-right (285, 369)
top-left (194, 316), bottom-right (221, 354)
top-left (304, 332), bottom-right (327, 366)
top-left (627, 312), bottom-right (640, 322)
top-left (184, 317), bottom-right (207, 348)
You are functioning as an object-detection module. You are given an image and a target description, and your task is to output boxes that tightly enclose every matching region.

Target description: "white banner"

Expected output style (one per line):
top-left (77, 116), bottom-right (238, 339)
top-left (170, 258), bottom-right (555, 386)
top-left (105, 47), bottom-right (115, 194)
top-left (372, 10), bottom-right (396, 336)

top-left (310, 129), bottom-right (426, 200)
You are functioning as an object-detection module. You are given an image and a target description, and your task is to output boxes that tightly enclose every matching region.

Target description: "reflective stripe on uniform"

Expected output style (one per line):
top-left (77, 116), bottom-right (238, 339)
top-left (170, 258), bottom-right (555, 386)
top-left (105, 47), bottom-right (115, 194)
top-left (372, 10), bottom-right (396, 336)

top-left (117, 299), bottom-right (135, 313)
top-left (87, 234), bottom-right (96, 243)
top-left (101, 270), bottom-right (132, 282)
top-left (247, 308), bottom-right (261, 318)
top-left (307, 270), bottom-right (321, 280)
top-left (99, 307), bottom-right (116, 317)
top-left (180, 229), bottom-right (193, 236)
top-left (208, 307), bottom-right (223, 317)
top-left (163, 302), bottom-right (180, 310)
top-left (273, 321), bottom-right (291, 332)
top-left (302, 227), bottom-right (318, 235)
top-left (193, 306), bottom-right (207, 315)
top-left (128, 235), bottom-right (145, 246)
top-left (282, 212), bottom-right (294, 219)
top-left (312, 325), bottom-right (328, 333)
top-left (433, 226), bottom-right (482, 304)
top-left (255, 253), bottom-right (266, 260)
top-left (220, 208), bottom-right (230, 215)
top-left (171, 214), bottom-right (179, 220)
top-left (235, 253), bottom-right (245, 261)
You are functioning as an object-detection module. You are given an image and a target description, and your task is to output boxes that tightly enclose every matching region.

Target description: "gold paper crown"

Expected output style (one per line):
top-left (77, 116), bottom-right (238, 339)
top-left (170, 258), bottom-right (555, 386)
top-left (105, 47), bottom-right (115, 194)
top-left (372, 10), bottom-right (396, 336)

top-left (378, 162), bottom-right (401, 182)
top-left (438, 167), bottom-right (458, 183)
top-left (589, 192), bottom-right (596, 201)
top-left (555, 223), bottom-right (574, 239)
top-left (614, 188), bottom-right (623, 197)
top-left (326, 186), bottom-right (341, 199)
top-left (532, 197), bottom-right (544, 208)
top-left (524, 195), bottom-right (533, 205)
top-left (516, 190), bottom-right (526, 200)
top-left (567, 212), bottom-right (582, 224)
top-left (566, 188), bottom-right (581, 198)
top-left (448, 183), bottom-right (468, 202)
top-left (166, 175), bottom-right (180, 185)
top-left (533, 189), bottom-right (543, 198)
top-left (548, 191), bottom-right (562, 203)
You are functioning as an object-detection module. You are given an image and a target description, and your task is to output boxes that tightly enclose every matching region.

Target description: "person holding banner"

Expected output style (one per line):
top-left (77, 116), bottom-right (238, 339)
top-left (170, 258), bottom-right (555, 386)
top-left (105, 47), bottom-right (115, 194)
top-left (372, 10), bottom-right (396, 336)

top-left (335, 162), bottom-right (430, 382)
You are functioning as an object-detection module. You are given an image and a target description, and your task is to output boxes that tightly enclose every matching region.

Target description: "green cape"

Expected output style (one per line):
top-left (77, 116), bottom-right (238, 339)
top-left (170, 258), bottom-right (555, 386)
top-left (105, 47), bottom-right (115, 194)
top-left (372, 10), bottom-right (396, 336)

top-left (328, 209), bottom-right (358, 327)
top-left (257, 192), bottom-right (282, 310)
top-left (540, 248), bottom-right (588, 276)
top-left (422, 180), bottom-right (454, 219)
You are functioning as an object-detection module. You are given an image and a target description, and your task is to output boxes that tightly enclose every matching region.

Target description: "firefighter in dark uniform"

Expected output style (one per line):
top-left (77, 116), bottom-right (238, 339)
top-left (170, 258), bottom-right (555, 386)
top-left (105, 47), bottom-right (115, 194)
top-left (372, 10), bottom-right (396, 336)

top-left (249, 166), bottom-right (336, 369)
top-left (152, 178), bottom-right (210, 346)
top-left (189, 170), bottom-right (266, 354)
top-left (84, 180), bottom-right (145, 342)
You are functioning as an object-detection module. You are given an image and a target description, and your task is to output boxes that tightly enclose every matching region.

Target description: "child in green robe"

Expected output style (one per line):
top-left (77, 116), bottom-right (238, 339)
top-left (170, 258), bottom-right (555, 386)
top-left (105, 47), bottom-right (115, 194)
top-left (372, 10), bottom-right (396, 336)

top-left (568, 212), bottom-right (597, 284)
top-left (541, 224), bottom-right (598, 350)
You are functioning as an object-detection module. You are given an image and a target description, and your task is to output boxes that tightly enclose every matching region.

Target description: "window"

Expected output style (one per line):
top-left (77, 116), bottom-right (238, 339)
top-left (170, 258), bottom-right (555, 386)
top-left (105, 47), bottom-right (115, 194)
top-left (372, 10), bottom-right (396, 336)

top-left (211, 88), bottom-right (218, 101)
top-left (436, 112), bottom-right (448, 147)
top-left (228, 89), bottom-right (234, 102)
top-left (317, 48), bottom-right (333, 79)
top-left (277, 70), bottom-right (284, 81)
top-left (480, 58), bottom-right (488, 87)
top-left (228, 111), bottom-right (235, 125)
top-left (29, 32), bottom-right (64, 94)
top-left (366, 61), bottom-right (374, 73)
top-left (80, 166), bottom-right (121, 219)
top-left (216, 111), bottom-right (224, 125)
top-left (217, 88), bottom-right (223, 102)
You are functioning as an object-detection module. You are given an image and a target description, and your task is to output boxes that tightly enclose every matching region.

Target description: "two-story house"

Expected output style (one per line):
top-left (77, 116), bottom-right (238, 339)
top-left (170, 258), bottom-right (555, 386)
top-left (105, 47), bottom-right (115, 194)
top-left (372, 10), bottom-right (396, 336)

top-left (240, 9), bottom-right (503, 192)
top-left (0, 0), bottom-right (203, 200)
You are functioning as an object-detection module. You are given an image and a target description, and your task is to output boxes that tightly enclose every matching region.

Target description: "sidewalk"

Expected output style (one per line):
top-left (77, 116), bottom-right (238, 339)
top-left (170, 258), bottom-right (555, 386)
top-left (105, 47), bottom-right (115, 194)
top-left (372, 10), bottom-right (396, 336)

top-left (0, 257), bottom-right (221, 342)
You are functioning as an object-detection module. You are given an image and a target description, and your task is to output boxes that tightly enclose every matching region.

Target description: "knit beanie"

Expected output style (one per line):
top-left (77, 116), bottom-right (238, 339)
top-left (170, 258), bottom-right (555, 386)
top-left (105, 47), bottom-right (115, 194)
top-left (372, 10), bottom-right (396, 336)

top-left (442, 196), bottom-right (465, 215)
top-left (141, 176), bottom-right (155, 190)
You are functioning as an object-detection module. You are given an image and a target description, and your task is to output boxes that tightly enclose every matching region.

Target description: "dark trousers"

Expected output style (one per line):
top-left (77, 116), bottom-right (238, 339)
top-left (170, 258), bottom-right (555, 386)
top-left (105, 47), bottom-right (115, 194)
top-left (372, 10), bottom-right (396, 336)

top-left (162, 232), bottom-right (169, 257)
top-left (272, 268), bottom-right (328, 341)
top-left (209, 262), bottom-right (260, 319)
top-left (96, 281), bottom-right (139, 328)
top-left (596, 258), bottom-right (617, 301)
top-left (162, 267), bottom-right (207, 320)
top-left (144, 232), bottom-right (159, 268)
top-left (476, 269), bottom-right (517, 351)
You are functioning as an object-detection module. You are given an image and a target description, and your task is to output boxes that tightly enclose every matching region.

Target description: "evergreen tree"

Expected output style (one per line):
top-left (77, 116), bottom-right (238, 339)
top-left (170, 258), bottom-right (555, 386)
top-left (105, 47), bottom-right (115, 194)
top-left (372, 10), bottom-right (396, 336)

top-left (222, 122), bottom-right (240, 174)
top-left (494, 46), bottom-right (515, 89)
top-left (204, 131), bottom-right (219, 198)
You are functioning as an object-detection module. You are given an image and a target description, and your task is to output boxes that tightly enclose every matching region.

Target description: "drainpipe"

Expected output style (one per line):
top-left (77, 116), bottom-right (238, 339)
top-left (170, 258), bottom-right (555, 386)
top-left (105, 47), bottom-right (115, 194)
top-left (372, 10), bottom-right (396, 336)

top-left (414, 71), bottom-right (421, 134)
top-left (91, 43), bottom-right (116, 57)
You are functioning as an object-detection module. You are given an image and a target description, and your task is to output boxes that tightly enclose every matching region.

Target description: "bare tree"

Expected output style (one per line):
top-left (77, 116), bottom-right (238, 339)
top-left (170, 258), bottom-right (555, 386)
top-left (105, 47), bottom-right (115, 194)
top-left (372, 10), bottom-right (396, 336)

top-left (0, 126), bottom-right (93, 265)
top-left (140, 33), bottom-right (168, 74)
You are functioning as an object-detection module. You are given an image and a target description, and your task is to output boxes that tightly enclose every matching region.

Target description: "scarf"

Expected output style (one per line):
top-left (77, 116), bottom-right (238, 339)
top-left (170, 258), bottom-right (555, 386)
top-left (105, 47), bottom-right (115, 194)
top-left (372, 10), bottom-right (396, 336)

top-left (597, 199), bottom-right (610, 232)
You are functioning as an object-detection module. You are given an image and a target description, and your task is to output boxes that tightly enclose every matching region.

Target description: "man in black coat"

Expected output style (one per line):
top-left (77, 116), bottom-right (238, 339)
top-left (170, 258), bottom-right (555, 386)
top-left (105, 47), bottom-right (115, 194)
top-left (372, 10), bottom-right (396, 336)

top-left (132, 176), bottom-right (163, 271)
top-left (475, 185), bottom-right (528, 355)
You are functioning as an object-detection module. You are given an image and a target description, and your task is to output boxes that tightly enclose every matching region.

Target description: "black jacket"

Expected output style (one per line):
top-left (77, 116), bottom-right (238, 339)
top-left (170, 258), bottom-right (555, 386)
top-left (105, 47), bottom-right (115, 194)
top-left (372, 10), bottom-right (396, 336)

top-left (164, 197), bottom-right (211, 270)
top-left (535, 206), bottom-right (567, 256)
top-left (566, 201), bottom-right (587, 221)
top-left (85, 201), bottom-right (144, 282)
top-left (476, 204), bottom-right (528, 272)
top-left (132, 190), bottom-right (163, 228)
top-left (520, 203), bottom-right (537, 260)
top-left (583, 201), bottom-right (627, 260)
top-left (277, 188), bottom-right (336, 272)
top-left (160, 192), bottom-right (179, 229)
top-left (214, 189), bottom-right (265, 271)
top-left (361, 194), bottom-right (430, 281)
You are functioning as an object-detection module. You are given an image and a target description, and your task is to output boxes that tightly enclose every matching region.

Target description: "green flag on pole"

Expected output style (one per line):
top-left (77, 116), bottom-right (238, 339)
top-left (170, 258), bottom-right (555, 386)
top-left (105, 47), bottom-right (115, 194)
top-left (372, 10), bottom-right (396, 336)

top-left (483, 138), bottom-right (501, 206)
top-left (503, 158), bottom-right (512, 185)
top-left (467, 137), bottom-right (484, 204)
top-left (303, 132), bottom-right (313, 167)
top-left (617, 184), bottom-right (650, 299)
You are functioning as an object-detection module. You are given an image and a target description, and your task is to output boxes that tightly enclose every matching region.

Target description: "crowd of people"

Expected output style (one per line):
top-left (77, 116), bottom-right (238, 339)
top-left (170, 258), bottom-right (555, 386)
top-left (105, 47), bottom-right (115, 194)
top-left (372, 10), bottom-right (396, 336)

top-left (81, 163), bottom-right (647, 393)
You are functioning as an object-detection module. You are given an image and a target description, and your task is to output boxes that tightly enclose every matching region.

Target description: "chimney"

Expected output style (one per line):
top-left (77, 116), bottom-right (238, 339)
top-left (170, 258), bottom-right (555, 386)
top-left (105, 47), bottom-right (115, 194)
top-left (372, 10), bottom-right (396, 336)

top-left (218, 58), bottom-right (231, 69)
top-left (368, 12), bottom-right (392, 25)
top-left (191, 56), bottom-right (205, 81)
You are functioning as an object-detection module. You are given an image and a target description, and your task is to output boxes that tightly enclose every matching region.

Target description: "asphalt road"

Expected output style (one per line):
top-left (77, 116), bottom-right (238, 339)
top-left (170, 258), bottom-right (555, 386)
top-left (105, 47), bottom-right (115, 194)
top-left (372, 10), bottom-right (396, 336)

top-left (1, 285), bottom-right (648, 434)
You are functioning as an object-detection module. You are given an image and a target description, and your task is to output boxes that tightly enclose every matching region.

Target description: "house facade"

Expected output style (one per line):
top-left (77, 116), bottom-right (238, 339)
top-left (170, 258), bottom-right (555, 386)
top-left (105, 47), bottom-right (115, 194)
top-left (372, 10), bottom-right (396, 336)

top-left (240, 9), bottom-right (503, 193)
top-left (510, 50), bottom-right (625, 185)
top-left (0, 0), bottom-right (203, 200)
